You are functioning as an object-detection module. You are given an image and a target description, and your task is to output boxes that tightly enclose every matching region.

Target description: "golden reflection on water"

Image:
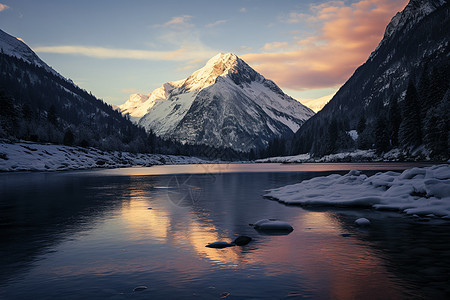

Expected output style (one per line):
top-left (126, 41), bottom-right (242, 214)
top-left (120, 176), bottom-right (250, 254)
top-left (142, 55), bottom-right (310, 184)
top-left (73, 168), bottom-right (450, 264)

top-left (116, 193), bottom-right (403, 298)
top-left (89, 162), bottom-right (433, 176)
top-left (117, 184), bottom-right (246, 267)
top-left (120, 195), bottom-right (169, 243)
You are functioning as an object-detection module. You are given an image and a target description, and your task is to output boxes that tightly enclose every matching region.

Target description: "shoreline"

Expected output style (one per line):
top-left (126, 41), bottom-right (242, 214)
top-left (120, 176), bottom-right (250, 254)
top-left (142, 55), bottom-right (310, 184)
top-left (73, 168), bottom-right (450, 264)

top-left (1, 141), bottom-right (447, 173)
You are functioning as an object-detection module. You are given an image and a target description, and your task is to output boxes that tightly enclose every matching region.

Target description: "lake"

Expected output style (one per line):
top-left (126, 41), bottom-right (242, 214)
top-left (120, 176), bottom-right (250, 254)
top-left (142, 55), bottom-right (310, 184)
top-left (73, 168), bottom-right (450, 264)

top-left (0, 163), bottom-right (448, 299)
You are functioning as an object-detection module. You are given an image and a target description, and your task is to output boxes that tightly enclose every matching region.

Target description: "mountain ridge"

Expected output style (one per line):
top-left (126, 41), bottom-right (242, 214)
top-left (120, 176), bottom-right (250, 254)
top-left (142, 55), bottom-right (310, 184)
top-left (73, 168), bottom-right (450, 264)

top-left (292, 0), bottom-right (449, 159)
top-left (0, 29), bottom-right (63, 79)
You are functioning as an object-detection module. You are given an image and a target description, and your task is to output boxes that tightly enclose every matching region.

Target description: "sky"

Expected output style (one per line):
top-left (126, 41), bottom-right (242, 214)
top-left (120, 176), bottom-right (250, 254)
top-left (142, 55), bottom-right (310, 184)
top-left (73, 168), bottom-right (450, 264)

top-left (0, 0), bottom-right (408, 105)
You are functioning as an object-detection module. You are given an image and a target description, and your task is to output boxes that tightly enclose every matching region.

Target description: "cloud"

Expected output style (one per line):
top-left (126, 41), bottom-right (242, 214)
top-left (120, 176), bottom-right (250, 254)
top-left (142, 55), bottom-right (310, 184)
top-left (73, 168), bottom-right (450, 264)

top-left (0, 3), bottom-right (9, 11)
top-left (35, 12), bottom-right (219, 69)
top-left (239, 45), bottom-right (253, 51)
top-left (239, 8), bottom-right (247, 13)
top-left (34, 45), bottom-right (217, 62)
top-left (205, 19), bottom-right (227, 28)
top-left (284, 12), bottom-right (314, 24)
top-left (153, 15), bottom-right (194, 28)
top-left (263, 42), bottom-right (289, 51)
top-left (241, 0), bottom-right (408, 90)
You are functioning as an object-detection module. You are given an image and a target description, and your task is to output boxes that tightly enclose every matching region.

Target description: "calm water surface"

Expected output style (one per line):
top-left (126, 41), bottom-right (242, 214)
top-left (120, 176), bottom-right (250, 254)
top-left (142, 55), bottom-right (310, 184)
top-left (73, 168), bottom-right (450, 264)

top-left (0, 163), bottom-right (448, 299)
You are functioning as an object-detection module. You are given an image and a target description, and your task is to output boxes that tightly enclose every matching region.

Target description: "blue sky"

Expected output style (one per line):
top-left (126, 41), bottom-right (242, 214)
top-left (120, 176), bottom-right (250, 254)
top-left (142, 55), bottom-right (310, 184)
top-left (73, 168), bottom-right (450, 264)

top-left (0, 0), bottom-right (407, 105)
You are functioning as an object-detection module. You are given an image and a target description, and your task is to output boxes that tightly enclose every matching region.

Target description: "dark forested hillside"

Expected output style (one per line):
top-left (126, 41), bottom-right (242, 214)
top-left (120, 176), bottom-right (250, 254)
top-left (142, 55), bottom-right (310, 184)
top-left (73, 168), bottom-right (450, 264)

top-left (291, 0), bottom-right (449, 160)
top-left (0, 52), bottom-right (153, 152)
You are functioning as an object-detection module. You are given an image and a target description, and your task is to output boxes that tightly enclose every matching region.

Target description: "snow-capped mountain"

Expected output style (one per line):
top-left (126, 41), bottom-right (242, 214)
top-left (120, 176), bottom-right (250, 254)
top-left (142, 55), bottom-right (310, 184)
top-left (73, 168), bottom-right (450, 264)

top-left (120, 53), bottom-right (314, 152)
top-left (292, 0), bottom-right (449, 157)
top-left (0, 29), bottom-right (60, 77)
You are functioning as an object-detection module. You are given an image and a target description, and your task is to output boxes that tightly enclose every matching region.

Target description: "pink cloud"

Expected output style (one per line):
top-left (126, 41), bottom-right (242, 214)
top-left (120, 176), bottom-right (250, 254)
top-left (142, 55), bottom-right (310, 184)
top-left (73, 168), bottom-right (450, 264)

top-left (241, 0), bottom-right (408, 90)
top-left (0, 3), bottom-right (10, 12)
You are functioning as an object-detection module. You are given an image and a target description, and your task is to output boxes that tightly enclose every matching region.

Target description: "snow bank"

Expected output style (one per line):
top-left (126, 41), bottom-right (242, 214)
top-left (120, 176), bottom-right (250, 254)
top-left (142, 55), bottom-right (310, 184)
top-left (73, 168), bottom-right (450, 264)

top-left (257, 148), bottom-right (435, 163)
top-left (0, 142), bottom-right (209, 172)
top-left (265, 165), bottom-right (450, 219)
top-left (256, 153), bottom-right (311, 163)
top-left (256, 150), bottom-right (378, 163)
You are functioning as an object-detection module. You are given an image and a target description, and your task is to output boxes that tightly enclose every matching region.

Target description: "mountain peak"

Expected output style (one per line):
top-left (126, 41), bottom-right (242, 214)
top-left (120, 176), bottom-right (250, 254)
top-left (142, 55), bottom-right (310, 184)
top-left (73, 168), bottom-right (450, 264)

top-left (183, 52), bottom-right (261, 91)
top-left (205, 52), bottom-right (239, 68)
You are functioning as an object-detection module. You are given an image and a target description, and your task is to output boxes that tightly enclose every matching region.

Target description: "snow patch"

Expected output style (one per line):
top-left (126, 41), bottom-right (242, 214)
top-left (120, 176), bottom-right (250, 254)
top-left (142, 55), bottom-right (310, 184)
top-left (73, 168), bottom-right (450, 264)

top-left (347, 130), bottom-right (358, 141)
top-left (265, 164), bottom-right (450, 219)
top-left (0, 141), bottom-right (209, 172)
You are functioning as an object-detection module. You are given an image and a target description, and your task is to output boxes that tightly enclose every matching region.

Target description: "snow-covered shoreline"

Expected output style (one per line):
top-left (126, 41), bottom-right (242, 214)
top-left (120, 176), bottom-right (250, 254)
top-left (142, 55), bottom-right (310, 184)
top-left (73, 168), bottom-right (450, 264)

top-left (256, 148), bottom-right (446, 163)
top-left (0, 141), bottom-right (210, 172)
top-left (1, 141), bottom-right (446, 173)
top-left (265, 164), bottom-right (450, 220)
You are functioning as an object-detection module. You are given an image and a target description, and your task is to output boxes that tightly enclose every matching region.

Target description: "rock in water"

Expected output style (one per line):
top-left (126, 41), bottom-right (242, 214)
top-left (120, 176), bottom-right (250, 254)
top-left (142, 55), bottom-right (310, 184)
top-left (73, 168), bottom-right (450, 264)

top-left (252, 219), bottom-right (293, 233)
top-left (133, 286), bottom-right (148, 292)
top-left (233, 236), bottom-right (252, 246)
top-left (205, 241), bottom-right (235, 248)
top-left (355, 218), bottom-right (371, 226)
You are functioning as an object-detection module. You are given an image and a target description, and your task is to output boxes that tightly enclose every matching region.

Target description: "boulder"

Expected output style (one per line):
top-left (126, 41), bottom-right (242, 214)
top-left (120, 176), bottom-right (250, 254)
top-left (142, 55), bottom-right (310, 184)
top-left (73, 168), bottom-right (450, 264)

top-left (205, 241), bottom-right (235, 248)
top-left (252, 219), bottom-right (293, 234)
top-left (233, 236), bottom-right (252, 246)
top-left (354, 218), bottom-right (371, 226)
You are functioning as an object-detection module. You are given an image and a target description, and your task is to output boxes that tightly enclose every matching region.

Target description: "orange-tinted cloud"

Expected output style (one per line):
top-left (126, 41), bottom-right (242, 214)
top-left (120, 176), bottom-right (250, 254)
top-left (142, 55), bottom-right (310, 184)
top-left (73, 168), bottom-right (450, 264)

top-left (242, 0), bottom-right (408, 90)
top-left (263, 41), bottom-right (289, 51)
top-left (0, 3), bottom-right (9, 12)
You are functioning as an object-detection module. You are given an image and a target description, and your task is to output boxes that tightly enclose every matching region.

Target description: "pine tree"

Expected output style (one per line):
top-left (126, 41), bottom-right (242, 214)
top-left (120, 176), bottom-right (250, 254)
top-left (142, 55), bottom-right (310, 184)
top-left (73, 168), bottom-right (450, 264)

top-left (423, 90), bottom-right (449, 158)
top-left (63, 128), bottom-right (75, 146)
top-left (0, 91), bottom-right (18, 137)
top-left (388, 95), bottom-right (401, 147)
top-left (47, 104), bottom-right (58, 126)
top-left (399, 81), bottom-right (422, 148)
top-left (374, 115), bottom-right (390, 154)
top-left (357, 113), bottom-right (366, 134)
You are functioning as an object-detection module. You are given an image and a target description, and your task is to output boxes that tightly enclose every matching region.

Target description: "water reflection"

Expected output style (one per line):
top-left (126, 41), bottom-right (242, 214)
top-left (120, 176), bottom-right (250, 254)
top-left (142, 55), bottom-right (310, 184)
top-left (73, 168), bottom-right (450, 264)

top-left (0, 165), bottom-right (448, 299)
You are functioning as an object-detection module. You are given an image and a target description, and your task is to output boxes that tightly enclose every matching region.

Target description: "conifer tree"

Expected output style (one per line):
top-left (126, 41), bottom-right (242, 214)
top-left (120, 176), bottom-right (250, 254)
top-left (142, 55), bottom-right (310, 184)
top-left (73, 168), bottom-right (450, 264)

top-left (374, 115), bottom-right (390, 154)
top-left (399, 81), bottom-right (422, 148)
top-left (357, 113), bottom-right (366, 134)
top-left (388, 95), bottom-right (401, 147)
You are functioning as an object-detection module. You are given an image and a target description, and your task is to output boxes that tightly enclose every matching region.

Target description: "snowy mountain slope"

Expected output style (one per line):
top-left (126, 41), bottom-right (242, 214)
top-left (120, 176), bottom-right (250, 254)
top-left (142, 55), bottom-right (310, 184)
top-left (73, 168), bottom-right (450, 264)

top-left (292, 0), bottom-right (450, 156)
top-left (120, 53), bottom-right (314, 151)
top-left (0, 29), bottom-right (60, 77)
top-left (373, 0), bottom-right (446, 55)
top-left (300, 93), bottom-right (334, 113)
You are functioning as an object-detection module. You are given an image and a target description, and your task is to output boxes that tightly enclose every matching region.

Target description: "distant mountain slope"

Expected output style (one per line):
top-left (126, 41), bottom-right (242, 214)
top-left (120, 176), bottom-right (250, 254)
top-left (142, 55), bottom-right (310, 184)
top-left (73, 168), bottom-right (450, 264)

top-left (300, 93), bottom-right (334, 113)
top-left (292, 0), bottom-right (449, 159)
top-left (0, 29), bottom-right (61, 77)
top-left (120, 53), bottom-right (314, 152)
